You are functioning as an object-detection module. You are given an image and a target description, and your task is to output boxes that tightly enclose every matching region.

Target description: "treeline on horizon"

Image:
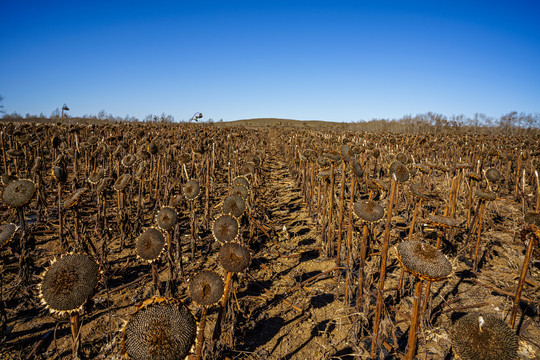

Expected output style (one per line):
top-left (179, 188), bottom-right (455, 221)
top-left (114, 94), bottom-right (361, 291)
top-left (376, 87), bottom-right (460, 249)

top-left (1, 106), bottom-right (539, 135)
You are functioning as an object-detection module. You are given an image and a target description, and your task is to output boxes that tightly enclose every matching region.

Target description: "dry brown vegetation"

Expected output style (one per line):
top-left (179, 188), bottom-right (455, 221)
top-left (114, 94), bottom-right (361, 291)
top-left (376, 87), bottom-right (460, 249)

top-left (0, 119), bottom-right (539, 359)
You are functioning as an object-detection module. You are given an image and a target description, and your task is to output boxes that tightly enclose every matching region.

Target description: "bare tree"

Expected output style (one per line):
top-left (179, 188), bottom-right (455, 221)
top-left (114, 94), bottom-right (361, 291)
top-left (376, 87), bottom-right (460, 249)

top-left (499, 111), bottom-right (517, 132)
top-left (0, 95), bottom-right (5, 114)
top-left (50, 107), bottom-right (60, 119)
top-left (159, 113), bottom-right (174, 122)
top-left (97, 110), bottom-right (107, 120)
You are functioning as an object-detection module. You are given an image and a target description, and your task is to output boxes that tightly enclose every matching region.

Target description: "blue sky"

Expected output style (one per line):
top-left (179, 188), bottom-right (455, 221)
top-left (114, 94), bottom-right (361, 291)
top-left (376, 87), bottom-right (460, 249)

top-left (1, 0), bottom-right (539, 122)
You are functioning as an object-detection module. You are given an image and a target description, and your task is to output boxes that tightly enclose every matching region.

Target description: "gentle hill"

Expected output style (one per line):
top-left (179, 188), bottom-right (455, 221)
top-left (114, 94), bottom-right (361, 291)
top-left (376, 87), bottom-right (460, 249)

top-left (217, 118), bottom-right (347, 129)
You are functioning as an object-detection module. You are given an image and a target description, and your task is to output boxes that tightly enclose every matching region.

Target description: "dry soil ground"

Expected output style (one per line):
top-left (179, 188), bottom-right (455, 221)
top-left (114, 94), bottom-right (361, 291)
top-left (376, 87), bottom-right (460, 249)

top-left (1, 132), bottom-right (539, 360)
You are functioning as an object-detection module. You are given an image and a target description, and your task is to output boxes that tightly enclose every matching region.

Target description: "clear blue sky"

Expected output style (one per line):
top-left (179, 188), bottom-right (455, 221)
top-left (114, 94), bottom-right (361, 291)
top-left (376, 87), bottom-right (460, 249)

top-left (1, 0), bottom-right (539, 122)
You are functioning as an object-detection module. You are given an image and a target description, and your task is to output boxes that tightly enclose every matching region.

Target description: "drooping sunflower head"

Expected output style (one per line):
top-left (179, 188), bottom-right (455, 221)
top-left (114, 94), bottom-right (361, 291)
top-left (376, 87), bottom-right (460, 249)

top-left (39, 253), bottom-right (100, 315)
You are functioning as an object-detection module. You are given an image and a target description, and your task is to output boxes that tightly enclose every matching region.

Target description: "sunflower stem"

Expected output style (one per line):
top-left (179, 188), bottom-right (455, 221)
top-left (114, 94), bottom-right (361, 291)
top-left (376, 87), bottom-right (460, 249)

top-left (151, 262), bottom-right (160, 296)
top-left (70, 312), bottom-right (81, 359)
top-left (371, 175), bottom-right (397, 358)
top-left (510, 228), bottom-right (536, 328)
top-left (212, 271), bottom-right (232, 342)
top-left (195, 306), bottom-right (208, 360)
top-left (405, 279), bottom-right (423, 360)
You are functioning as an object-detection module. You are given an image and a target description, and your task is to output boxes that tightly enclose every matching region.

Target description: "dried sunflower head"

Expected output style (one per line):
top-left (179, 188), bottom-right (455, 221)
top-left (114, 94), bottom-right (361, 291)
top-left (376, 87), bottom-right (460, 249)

top-left (239, 162), bottom-right (255, 176)
top-left (465, 172), bottom-right (481, 182)
top-left (396, 241), bottom-right (451, 281)
top-left (222, 195), bottom-right (245, 218)
top-left (212, 215), bottom-right (239, 244)
top-left (0, 223), bottom-right (17, 250)
top-left (485, 167), bottom-right (501, 182)
top-left (52, 166), bottom-right (68, 183)
top-left (353, 200), bottom-right (384, 223)
top-left (147, 142), bottom-right (159, 155)
top-left (88, 168), bottom-right (105, 184)
top-left (475, 188), bottom-right (496, 201)
top-left (351, 158), bottom-right (363, 179)
top-left (389, 160), bottom-right (409, 183)
top-left (426, 215), bottom-right (460, 229)
top-left (340, 144), bottom-right (354, 162)
top-left (64, 187), bottom-right (88, 209)
top-left (230, 184), bottom-right (248, 200)
top-left (122, 297), bottom-right (196, 360)
top-left (2, 179), bottom-right (36, 208)
top-left (219, 242), bottom-right (251, 273)
top-left (122, 154), bottom-right (138, 168)
top-left (231, 176), bottom-right (250, 189)
top-left (189, 270), bottom-right (224, 306)
top-left (396, 152), bottom-right (410, 164)
top-left (136, 228), bottom-right (166, 262)
top-left (114, 174), bottom-right (132, 192)
top-left (39, 253), bottom-right (99, 314)
top-left (156, 207), bottom-right (178, 231)
top-left (450, 312), bottom-right (518, 360)
top-left (183, 179), bottom-right (200, 200)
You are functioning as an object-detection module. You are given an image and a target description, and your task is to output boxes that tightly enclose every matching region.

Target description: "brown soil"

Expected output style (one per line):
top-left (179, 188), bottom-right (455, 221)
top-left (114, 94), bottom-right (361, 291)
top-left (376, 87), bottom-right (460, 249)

top-left (1, 127), bottom-right (539, 360)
